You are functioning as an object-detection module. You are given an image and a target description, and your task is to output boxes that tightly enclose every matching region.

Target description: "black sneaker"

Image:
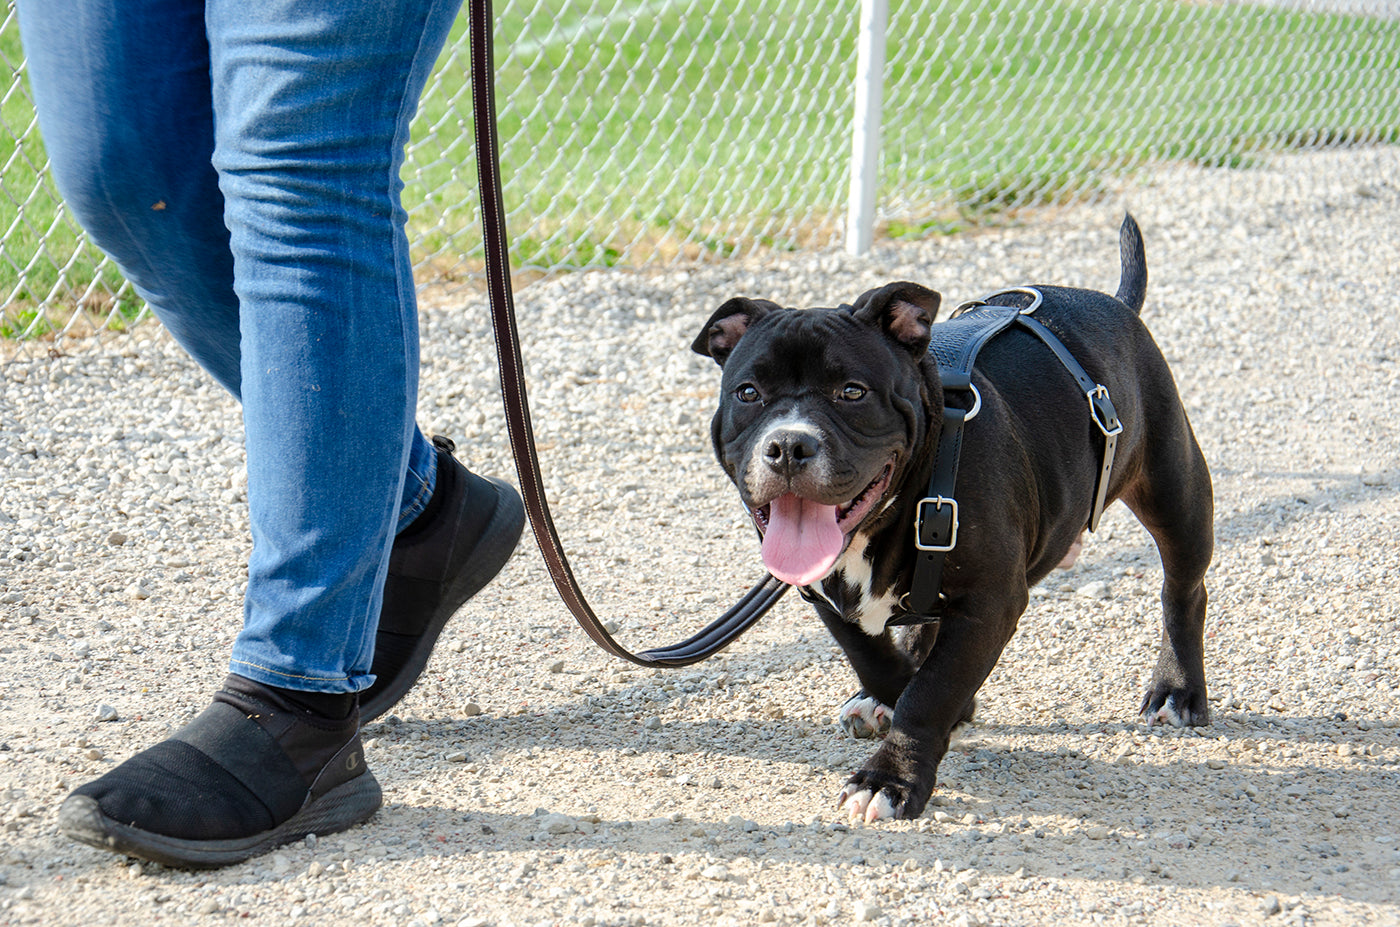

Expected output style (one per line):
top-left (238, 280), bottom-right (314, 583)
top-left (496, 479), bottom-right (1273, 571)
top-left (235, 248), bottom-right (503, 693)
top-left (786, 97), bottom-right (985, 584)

top-left (361, 436), bottom-right (526, 721)
top-left (58, 675), bottom-right (381, 869)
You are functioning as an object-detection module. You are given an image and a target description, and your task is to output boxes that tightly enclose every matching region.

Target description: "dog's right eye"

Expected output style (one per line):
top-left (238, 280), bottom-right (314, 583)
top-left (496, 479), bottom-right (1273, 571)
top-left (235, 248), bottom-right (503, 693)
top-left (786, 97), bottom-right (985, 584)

top-left (735, 384), bottom-right (762, 404)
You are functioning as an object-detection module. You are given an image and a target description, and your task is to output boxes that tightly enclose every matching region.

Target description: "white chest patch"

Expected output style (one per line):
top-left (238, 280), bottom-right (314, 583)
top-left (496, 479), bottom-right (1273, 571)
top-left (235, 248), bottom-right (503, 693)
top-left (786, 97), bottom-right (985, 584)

top-left (854, 590), bottom-right (900, 637)
top-left (830, 534), bottom-right (899, 637)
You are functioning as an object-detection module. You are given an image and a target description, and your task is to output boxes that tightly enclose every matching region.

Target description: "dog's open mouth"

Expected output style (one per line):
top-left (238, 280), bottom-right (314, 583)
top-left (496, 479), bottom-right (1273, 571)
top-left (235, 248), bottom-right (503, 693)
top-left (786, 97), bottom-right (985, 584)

top-left (751, 463), bottom-right (893, 586)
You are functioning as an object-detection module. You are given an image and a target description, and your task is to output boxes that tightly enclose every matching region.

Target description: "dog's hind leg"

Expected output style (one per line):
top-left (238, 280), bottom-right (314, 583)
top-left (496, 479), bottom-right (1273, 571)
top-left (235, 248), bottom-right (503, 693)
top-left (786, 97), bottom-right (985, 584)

top-left (1121, 411), bottom-right (1214, 728)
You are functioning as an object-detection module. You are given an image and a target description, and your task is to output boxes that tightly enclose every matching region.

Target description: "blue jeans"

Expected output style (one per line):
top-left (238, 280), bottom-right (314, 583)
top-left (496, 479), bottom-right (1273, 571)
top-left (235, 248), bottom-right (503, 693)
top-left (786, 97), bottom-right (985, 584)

top-left (18, 0), bottom-right (464, 692)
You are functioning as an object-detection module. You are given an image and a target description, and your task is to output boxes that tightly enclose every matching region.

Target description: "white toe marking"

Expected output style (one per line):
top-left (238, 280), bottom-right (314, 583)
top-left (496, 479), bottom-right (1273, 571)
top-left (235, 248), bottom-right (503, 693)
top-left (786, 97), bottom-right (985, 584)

top-left (864, 791), bottom-right (896, 823)
top-left (838, 694), bottom-right (893, 739)
top-left (840, 788), bottom-right (874, 823)
top-left (1144, 696), bottom-right (1186, 728)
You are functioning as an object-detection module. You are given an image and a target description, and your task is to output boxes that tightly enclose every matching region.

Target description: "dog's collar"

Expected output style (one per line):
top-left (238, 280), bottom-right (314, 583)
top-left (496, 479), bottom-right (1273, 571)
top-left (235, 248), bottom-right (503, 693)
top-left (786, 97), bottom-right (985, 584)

top-left (895, 287), bottom-right (1122, 626)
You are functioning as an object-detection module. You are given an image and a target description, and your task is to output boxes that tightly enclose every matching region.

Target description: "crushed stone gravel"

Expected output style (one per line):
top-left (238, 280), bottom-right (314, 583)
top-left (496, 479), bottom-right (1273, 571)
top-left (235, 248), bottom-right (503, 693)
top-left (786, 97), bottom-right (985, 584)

top-left (1, 147), bottom-right (1399, 926)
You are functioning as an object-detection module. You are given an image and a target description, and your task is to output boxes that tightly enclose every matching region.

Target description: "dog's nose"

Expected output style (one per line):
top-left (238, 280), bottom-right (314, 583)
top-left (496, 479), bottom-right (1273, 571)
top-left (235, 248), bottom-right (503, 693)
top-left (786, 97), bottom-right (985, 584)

top-left (763, 430), bottom-right (819, 478)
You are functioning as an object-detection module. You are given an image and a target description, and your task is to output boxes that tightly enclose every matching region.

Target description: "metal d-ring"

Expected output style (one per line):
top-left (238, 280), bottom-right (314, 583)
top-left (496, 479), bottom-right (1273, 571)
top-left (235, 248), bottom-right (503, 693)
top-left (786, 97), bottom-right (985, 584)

top-left (952, 286), bottom-right (1043, 319)
top-left (990, 286), bottom-right (1043, 315)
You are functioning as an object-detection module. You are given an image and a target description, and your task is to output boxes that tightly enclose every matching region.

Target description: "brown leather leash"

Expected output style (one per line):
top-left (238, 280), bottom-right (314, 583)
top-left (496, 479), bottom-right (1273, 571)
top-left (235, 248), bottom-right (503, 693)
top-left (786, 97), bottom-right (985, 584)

top-left (467, 0), bottom-right (789, 667)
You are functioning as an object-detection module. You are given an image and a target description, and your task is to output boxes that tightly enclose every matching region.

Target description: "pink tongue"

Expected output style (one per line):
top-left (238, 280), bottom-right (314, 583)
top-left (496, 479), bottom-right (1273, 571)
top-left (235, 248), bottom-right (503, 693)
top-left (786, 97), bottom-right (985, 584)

top-left (761, 493), bottom-right (844, 586)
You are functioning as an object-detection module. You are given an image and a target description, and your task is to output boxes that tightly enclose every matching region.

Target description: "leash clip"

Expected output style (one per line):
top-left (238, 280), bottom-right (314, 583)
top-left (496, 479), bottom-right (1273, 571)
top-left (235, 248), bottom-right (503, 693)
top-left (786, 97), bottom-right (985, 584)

top-left (914, 496), bottom-right (959, 552)
top-left (1087, 384), bottom-right (1123, 437)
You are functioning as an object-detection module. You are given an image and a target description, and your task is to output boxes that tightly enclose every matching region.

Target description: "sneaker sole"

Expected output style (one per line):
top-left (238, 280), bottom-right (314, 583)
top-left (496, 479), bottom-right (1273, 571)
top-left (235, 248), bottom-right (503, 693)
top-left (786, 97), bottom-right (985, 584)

top-left (360, 476), bottom-right (526, 722)
top-left (58, 771), bottom-right (383, 870)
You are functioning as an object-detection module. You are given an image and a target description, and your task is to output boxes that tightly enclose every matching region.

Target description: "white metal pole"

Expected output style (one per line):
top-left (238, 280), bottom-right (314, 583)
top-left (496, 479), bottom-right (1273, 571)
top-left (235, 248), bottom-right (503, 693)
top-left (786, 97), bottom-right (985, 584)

top-left (846, 0), bottom-right (888, 256)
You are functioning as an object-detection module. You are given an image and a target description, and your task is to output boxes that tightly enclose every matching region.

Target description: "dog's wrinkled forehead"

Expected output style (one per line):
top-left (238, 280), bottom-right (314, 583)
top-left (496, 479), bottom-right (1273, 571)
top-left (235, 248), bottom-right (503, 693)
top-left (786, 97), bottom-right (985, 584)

top-left (730, 306), bottom-right (859, 355)
top-left (722, 308), bottom-right (893, 388)
top-left (692, 283), bottom-right (939, 371)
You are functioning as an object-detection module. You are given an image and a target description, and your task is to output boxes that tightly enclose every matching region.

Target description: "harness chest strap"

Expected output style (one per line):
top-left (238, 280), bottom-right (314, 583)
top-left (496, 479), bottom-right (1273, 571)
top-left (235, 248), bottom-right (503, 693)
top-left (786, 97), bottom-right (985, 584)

top-left (892, 290), bottom-right (1122, 626)
top-left (891, 401), bottom-right (966, 621)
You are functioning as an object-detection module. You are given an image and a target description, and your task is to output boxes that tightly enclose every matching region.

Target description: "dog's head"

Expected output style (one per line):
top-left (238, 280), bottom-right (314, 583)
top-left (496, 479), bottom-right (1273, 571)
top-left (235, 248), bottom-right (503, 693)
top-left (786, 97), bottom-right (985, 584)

top-left (692, 283), bottom-right (941, 587)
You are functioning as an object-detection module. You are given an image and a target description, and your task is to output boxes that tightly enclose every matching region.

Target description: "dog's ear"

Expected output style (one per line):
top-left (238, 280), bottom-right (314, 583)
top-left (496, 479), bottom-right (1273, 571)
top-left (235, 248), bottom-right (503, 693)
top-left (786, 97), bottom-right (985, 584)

top-left (850, 282), bottom-right (940, 356)
top-left (691, 297), bottom-right (781, 366)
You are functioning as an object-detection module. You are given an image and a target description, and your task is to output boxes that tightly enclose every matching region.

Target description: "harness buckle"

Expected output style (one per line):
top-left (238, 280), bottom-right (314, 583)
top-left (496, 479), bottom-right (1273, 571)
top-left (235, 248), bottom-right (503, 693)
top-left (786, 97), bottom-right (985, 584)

top-left (914, 496), bottom-right (959, 552)
top-left (1087, 385), bottom-right (1123, 437)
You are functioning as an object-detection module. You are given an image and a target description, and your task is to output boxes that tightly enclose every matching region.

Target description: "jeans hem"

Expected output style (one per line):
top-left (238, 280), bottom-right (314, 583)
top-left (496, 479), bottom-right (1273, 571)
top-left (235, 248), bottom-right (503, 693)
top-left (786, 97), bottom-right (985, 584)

top-left (230, 659), bottom-right (367, 694)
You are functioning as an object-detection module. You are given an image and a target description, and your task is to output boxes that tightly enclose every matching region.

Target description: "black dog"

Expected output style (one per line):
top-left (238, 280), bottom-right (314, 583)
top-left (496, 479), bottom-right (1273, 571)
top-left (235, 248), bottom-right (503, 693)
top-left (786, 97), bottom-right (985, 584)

top-left (692, 216), bottom-right (1213, 822)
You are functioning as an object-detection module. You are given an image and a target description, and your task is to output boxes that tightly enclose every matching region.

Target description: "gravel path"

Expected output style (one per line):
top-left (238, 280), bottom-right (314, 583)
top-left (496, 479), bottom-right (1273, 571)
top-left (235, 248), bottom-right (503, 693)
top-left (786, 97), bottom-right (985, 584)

top-left (2, 147), bottom-right (1398, 927)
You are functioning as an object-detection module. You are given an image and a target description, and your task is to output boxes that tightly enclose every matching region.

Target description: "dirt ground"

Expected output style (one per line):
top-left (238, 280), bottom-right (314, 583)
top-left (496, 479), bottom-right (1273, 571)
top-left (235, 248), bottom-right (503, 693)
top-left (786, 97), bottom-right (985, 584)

top-left (1, 148), bottom-right (1398, 926)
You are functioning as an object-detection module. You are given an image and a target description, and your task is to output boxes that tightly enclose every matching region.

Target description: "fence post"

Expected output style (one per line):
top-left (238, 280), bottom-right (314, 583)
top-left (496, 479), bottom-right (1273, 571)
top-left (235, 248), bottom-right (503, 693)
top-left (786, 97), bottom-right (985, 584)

top-left (846, 0), bottom-right (887, 256)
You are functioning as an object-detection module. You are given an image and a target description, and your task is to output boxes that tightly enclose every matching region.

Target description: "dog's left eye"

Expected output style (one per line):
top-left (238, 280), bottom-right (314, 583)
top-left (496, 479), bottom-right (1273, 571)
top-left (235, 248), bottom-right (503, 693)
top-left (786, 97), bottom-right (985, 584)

top-left (837, 383), bottom-right (868, 401)
top-left (735, 384), bottom-right (762, 403)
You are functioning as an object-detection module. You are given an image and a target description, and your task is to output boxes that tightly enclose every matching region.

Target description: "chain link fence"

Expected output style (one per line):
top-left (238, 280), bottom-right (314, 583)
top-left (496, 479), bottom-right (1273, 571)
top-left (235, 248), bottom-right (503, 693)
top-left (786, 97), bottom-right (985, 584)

top-left (2, 0), bottom-right (1398, 351)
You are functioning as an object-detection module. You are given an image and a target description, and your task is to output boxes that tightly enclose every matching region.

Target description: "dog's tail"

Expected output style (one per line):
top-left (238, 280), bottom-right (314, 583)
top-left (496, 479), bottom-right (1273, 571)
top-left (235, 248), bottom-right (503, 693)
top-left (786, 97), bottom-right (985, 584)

top-left (1115, 213), bottom-right (1147, 315)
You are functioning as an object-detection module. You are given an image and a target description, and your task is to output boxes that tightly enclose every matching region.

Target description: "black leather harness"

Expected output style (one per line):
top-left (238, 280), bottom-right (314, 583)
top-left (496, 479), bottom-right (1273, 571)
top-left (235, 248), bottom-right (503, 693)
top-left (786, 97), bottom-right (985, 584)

top-left (889, 287), bottom-right (1123, 627)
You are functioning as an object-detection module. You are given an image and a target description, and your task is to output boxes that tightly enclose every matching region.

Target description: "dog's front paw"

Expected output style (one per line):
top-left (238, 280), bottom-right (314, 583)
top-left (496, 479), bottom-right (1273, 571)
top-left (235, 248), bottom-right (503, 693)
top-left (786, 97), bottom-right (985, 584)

top-left (838, 693), bottom-right (893, 739)
top-left (836, 767), bottom-right (928, 823)
top-left (1140, 685), bottom-right (1210, 728)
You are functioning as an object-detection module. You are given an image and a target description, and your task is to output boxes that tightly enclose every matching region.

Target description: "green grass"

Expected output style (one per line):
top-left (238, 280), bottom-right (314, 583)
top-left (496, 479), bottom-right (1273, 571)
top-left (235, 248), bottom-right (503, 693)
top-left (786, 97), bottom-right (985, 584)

top-left (877, 0), bottom-right (1400, 221)
top-left (3, 0), bottom-right (1399, 334)
top-left (0, 26), bottom-right (130, 338)
top-left (407, 0), bottom-right (1399, 259)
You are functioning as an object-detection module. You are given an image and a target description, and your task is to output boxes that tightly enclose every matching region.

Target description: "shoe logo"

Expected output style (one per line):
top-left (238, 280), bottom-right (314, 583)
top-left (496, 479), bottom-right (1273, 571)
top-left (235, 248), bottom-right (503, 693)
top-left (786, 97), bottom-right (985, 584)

top-left (346, 751), bottom-right (362, 772)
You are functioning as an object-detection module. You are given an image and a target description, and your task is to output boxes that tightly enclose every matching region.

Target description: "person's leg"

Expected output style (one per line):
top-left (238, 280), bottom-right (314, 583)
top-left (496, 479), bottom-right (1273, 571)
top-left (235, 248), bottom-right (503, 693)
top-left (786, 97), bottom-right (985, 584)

top-left (21, 0), bottom-right (382, 867)
top-left (206, 0), bottom-right (472, 693)
top-left (22, 0), bottom-right (512, 867)
top-left (20, 0), bottom-right (456, 692)
top-left (24, 0), bottom-right (520, 716)
top-left (16, 0), bottom-right (243, 393)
